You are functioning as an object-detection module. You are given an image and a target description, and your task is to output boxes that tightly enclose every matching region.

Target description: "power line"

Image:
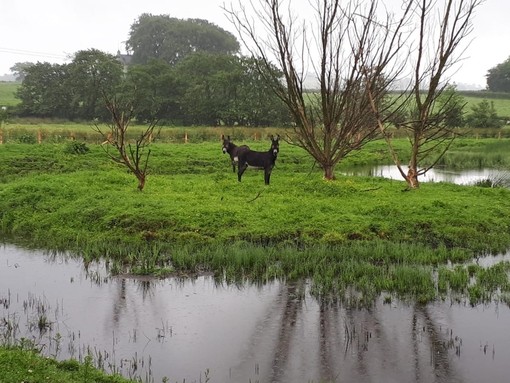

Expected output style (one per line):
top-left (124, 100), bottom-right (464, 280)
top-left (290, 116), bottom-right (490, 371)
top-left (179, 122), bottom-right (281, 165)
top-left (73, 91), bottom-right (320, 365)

top-left (0, 47), bottom-right (69, 60)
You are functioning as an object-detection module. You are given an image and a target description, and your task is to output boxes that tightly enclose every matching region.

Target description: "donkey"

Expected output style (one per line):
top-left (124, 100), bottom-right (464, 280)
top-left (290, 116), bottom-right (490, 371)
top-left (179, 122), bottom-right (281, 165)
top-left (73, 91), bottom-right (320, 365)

top-left (221, 135), bottom-right (250, 173)
top-left (237, 135), bottom-right (280, 185)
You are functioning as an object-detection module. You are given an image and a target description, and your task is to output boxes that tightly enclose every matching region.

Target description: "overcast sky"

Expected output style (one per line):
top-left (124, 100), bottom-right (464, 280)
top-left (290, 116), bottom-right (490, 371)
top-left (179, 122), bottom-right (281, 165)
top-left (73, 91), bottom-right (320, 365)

top-left (1, 0), bottom-right (508, 89)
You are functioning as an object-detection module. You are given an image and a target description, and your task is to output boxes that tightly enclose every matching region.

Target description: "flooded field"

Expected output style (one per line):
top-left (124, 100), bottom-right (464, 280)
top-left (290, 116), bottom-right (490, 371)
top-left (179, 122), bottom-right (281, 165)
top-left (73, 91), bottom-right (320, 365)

top-left (342, 165), bottom-right (507, 186)
top-left (1, 244), bottom-right (510, 383)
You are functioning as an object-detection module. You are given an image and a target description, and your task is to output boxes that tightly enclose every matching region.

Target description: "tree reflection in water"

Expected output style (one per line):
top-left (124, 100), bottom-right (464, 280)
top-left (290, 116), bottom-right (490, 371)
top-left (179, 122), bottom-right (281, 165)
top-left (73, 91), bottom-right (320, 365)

top-left (2, 245), bottom-right (509, 383)
top-left (234, 285), bottom-right (468, 383)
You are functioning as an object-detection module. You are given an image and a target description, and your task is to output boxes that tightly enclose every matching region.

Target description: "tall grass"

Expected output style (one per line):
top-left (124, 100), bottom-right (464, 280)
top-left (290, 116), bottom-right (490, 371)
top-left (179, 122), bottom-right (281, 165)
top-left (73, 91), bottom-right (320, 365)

top-left (437, 139), bottom-right (510, 168)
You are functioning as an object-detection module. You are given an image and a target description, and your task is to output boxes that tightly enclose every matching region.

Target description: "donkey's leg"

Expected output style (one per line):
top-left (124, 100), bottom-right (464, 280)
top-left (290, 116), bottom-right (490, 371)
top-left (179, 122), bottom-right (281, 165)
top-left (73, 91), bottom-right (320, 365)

top-left (264, 168), bottom-right (272, 185)
top-left (238, 162), bottom-right (248, 182)
top-left (232, 160), bottom-right (236, 173)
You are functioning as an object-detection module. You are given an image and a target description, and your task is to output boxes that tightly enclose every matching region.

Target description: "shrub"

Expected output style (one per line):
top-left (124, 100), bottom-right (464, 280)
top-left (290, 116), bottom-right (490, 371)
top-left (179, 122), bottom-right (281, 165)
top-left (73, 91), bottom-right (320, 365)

top-left (63, 141), bottom-right (90, 154)
top-left (465, 99), bottom-right (504, 128)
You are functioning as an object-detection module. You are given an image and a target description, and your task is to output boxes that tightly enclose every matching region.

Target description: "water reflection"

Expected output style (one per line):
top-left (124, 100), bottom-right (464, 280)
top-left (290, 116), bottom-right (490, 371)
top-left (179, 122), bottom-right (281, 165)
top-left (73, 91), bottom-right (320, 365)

top-left (1, 244), bottom-right (510, 383)
top-left (342, 165), bottom-right (507, 185)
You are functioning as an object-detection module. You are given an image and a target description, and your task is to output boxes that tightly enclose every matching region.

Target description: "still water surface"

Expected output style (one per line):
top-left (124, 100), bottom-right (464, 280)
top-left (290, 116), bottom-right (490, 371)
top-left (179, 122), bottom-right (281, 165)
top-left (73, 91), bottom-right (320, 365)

top-left (342, 165), bottom-right (506, 185)
top-left (1, 244), bottom-right (510, 383)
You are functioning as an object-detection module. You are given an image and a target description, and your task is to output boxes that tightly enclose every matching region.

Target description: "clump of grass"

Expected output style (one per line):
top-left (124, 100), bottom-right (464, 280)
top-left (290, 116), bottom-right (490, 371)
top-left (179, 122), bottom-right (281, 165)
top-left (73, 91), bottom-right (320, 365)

top-left (0, 346), bottom-right (136, 383)
top-left (473, 170), bottom-right (510, 188)
top-left (63, 141), bottom-right (90, 155)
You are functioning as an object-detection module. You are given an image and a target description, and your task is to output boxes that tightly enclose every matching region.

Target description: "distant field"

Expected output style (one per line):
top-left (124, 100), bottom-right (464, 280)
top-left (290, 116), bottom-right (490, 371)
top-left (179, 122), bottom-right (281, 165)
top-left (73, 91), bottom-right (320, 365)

top-left (462, 96), bottom-right (510, 119)
top-left (0, 81), bottom-right (20, 107)
top-left (1, 81), bottom-right (510, 119)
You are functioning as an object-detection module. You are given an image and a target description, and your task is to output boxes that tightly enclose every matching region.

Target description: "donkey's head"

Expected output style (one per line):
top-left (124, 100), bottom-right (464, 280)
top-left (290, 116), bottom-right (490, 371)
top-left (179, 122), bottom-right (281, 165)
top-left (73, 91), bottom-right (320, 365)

top-left (270, 135), bottom-right (280, 157)
top-left (221, 135), bottom-right (232, 154)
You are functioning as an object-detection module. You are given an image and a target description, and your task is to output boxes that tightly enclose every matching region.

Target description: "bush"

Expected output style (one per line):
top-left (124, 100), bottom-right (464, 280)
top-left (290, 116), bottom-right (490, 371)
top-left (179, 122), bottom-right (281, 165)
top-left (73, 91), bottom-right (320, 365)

top-left (465, 99), bottom-right (504, 128)
top-left (18, 133), bottom-right (37, 144)
top-left (63, 141), bottom-right (90, 154)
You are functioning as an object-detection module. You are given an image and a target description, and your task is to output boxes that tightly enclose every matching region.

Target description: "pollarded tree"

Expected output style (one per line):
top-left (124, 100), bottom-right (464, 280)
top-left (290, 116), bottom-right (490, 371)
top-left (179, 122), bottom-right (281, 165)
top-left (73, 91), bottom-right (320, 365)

top-left (126, 14), bottom-right (240, 66)
top-left (367, 0), bottom-right (483, 189)
top-left (225, 0), bottom-right (412, 180)
top-left (486, 56), bottom-right (510, 92)
top-left (93, 85), bottom-right (160, 191)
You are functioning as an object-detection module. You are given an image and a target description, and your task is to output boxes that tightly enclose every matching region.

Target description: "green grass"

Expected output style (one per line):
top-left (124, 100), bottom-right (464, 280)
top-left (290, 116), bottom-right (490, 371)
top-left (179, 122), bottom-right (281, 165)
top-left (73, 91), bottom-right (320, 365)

top-left (463, 97), bottom-right (510, 119)
top-left (459, 91), bottom-right (510, 119)
top-left (1, 138), bottom-right (510, 305)
top-left (0, 82), bottom-right (19, 107)
top-left (0, 345), bottom-right (135, 383)
top-left (1, 141), bottom-right (509, 253)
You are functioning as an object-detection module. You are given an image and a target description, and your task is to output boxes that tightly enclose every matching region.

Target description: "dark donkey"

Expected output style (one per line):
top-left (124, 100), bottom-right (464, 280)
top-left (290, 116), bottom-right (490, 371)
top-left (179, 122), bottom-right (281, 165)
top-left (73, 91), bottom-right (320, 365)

top-left (237, 135), bottom-right (280, 185)
top-left (221, 135), bottom-right (250, 173)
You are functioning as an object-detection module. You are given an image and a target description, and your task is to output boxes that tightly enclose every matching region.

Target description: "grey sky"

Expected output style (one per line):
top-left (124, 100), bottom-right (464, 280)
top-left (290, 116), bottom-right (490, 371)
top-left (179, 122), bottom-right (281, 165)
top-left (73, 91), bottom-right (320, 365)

top-left (0, 0), bottom-right (507, 88)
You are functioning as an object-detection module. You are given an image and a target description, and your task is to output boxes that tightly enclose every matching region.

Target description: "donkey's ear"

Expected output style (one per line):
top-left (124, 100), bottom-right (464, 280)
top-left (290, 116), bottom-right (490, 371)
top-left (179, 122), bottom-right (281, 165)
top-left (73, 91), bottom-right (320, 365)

top-left (270, 134), bottom-right (274, 140)
top-left (221, 134), bottom-right (225, 140)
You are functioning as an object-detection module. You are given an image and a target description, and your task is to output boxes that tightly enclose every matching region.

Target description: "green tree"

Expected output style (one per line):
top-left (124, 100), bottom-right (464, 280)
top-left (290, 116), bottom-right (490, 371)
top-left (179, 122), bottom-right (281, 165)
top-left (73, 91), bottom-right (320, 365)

top-left (486, 56), bottom-right (510, 92)
top-left (174, 52), bottom-right (238, 125)
top-left (174, 53), bottom-right (289, 126)
top-left (226, 57), bottom-right (290, 126)
top-left (465, 99), bottom-right (503, 128)
top-left (9, 62), bottom-right (34, 82)
top-left (126, 14), bottom-right (240, 66)
top-left (436, 86), bottom-right (466, 128)
top-left (16, 62), bottom-right (72, 118)
top-left (123, 59), bottom-right (185, 123)
top-left (67, 49), bottom-right (123, 120)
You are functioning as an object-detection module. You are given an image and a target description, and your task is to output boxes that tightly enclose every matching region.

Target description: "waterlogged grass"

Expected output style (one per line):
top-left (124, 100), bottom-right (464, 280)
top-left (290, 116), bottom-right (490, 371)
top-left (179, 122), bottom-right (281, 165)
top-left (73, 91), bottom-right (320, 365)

top-left (0, 346), bottom-right (135, 383)
top-left (1, 140), bottom-right (510, 304)
top-left (437, 138), bottom-right (510, 169)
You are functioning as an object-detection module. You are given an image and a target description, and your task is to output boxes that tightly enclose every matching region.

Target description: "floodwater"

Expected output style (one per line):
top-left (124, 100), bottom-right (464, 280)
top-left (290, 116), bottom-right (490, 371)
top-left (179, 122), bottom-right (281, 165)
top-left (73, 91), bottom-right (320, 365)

top-left (2, 244), bottom-right (510, 383)
top-left (342, 165), bottom-right (507, 185)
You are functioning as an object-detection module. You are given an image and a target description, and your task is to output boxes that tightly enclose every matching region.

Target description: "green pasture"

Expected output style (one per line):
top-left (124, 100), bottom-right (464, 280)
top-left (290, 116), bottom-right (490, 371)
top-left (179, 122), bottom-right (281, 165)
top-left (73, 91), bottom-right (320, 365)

top-left (1, 137), bottom-right (510, 305)
top-left (462, 95), bottom-right (510, 119)
top-left (0, 82), bottom-right (20, 107)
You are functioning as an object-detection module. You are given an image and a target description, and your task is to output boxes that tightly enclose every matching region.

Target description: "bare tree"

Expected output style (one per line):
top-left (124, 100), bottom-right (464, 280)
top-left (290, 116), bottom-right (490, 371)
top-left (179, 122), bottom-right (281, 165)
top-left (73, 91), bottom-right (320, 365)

top-left (93, 91), bottom-right (159, 191)
top-left (225, 0), bottom-right (412, 179)
top-left (366, 0), bottom-right (483, 189)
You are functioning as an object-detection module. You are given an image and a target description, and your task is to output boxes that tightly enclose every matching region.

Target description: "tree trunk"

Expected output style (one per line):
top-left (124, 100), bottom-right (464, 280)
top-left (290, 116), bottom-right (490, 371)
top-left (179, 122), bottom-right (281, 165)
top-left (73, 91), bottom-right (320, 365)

top-left (323, 164), bottom-right (335, 180)
top-left (136, 173), bottom-right (146, 191)
top-left (405, 167), bottom-right (420, 189)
